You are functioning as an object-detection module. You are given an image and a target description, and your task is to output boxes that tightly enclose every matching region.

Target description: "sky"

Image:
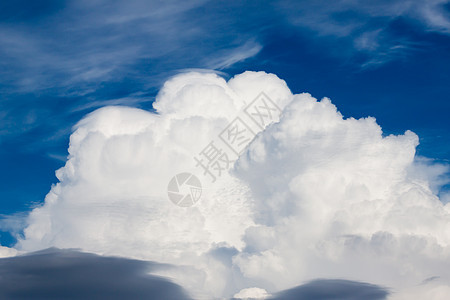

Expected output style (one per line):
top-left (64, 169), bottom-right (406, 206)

top-left (0, 0), bottom-right (450, 299)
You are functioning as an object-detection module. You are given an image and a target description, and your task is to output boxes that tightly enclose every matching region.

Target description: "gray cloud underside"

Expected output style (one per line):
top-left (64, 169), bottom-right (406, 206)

top-left (0, 248), bottom-right (390, 300)
top-left (270, 279), bottom-right (389, 300)
top-left (0, 248), bottom-right (192, 300)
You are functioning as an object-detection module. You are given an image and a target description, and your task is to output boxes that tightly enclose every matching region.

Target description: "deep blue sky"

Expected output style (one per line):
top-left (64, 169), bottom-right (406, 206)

top-left (1, 0), bottom-right (449, 246)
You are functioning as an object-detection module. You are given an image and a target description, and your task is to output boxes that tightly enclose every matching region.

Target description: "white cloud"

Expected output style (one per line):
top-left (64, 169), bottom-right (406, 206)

top-left (14, 71), bottom-right (450, 298)
top-left (0, 246), bottom-right (17, 258)
top-left (234, 287), bottom-right (270, 299)
top-left (232, 90), bottom-right (450, 293)
top-left (390, 277), bottom-right (450, 300)
top-left (206, 41), bottom-right (263, 70)
top-left (420, 0), bottom-right (450, 33)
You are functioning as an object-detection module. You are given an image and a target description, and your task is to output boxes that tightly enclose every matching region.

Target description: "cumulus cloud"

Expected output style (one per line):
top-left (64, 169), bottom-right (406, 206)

top-left (232, 92), bottom-right (450, 286)
top-left (12, 71), bottom-right (450, 298)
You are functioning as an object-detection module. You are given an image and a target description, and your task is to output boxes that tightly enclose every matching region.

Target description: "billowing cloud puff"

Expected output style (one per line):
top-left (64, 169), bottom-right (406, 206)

top-left (11, 71), bottom-right (450, 299)
top-left (233, 91), bottom-right (450, 295)
top-left (0, 245), bottom-right (17, 258)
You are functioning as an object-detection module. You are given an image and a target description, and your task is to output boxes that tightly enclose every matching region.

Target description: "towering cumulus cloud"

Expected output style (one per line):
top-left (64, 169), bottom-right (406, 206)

top-left (12, 71), bottom-right (450, 299)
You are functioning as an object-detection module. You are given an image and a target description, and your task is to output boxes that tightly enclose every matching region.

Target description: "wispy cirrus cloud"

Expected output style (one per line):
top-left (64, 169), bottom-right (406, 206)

top-left (276, 0), bottom-right (450, 67)
top-left (1, 0), bottom-right (449, 146)
top-left (0, 0), bottom-right (266, 146)
top-left (206, 41), bottom-right (263, 70)
top-left (0, 0), bottom-right (260, 95)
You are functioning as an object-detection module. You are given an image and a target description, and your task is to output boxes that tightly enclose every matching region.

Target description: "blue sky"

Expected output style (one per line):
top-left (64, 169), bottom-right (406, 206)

top-left (0, 0), bottom-right (449, 248)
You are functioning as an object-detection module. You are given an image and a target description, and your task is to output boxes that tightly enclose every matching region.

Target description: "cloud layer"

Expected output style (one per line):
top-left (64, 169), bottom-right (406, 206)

top-left (5, 71), bottom-right (450, 299)
top-left (0, 248), bottom-right (191, 299)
